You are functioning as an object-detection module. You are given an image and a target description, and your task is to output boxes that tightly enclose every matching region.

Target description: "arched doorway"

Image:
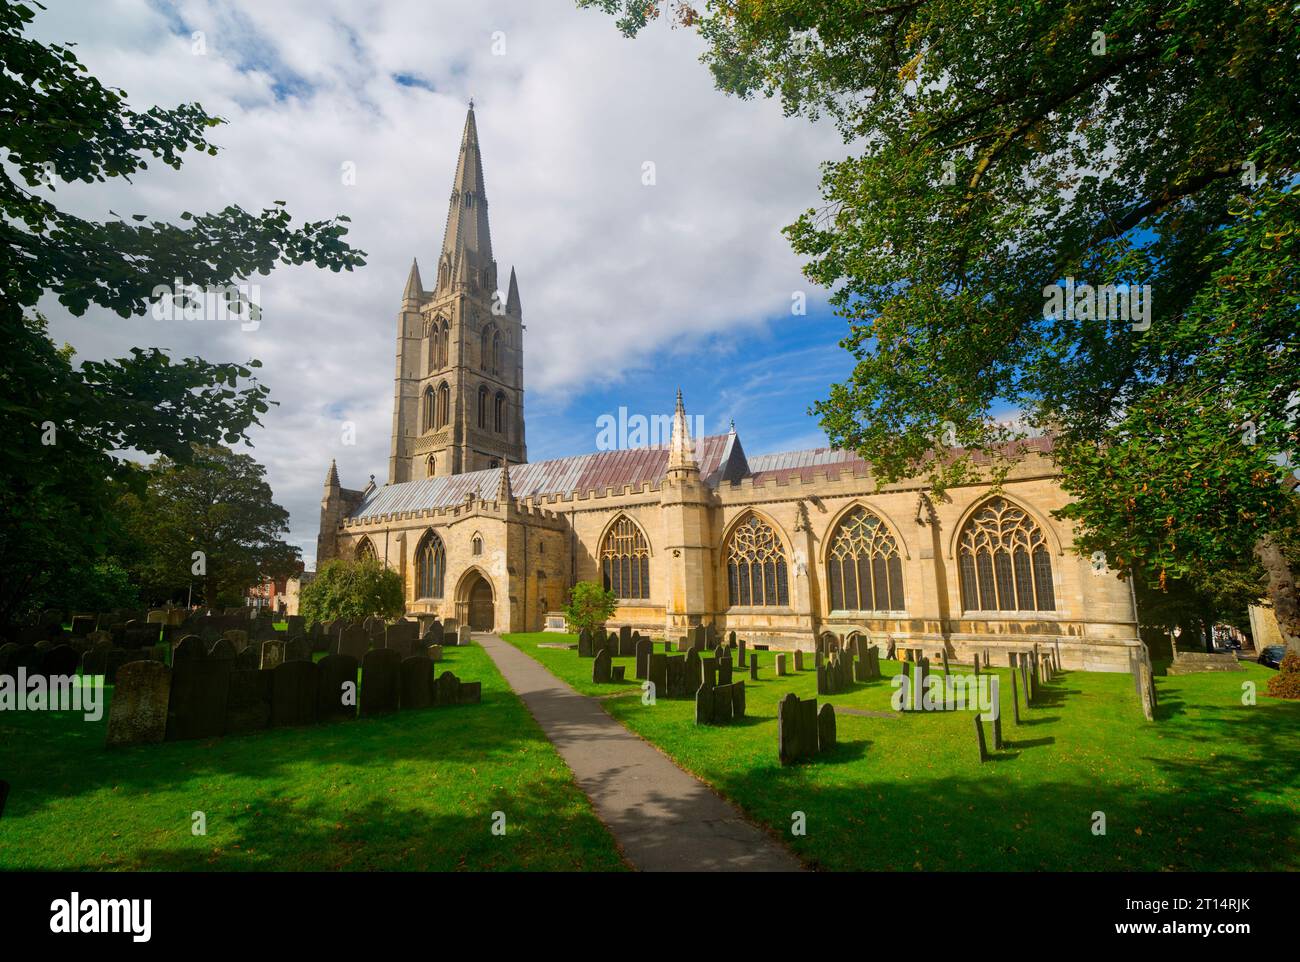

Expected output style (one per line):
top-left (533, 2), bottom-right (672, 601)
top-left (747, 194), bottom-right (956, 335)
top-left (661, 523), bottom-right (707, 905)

top-left (456, 569), bottom-right (496, 632)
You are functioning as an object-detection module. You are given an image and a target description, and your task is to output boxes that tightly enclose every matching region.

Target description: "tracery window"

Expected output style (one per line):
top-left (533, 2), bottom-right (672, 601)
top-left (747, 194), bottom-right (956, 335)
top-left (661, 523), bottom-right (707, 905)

top-left (494, 392), bottom-right (506, 434)
top-left (422, 386), bottom-right (435, 432)
top-left (957, 497), bottom-right (1056, 612)
top-left (826, 507), bottom-right (905, 612)
top-left (478, 386), bottom-right (489, 429)
top-left (415, 530), bottom-right (446, 600)
top-left (726, 514), bottom-right (789, 607)
top-left (601, 516), bottom-right (650, 600)
top-left (355, 537), bottom-right (376, 562)
top-left (436, 382), bottom-right (450, 429)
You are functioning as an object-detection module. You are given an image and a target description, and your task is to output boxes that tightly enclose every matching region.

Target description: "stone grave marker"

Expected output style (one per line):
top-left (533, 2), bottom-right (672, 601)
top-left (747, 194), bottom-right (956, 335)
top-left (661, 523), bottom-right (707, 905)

top-left (400, 655), bottom-right (434, 709)
top-left (794, 649), bottom-right (805, 672)
top-left (775, 653), bottom-right (787, 677)
top-left (285, 636), bottom-right (311, 662)
top-left (749, 657), bottom-right (759, 681)
top-left (717, 654), bottom-right (733, 686)
top-left (167, 640), bottom-right (232, 741)
top-left (105, 661), bottom-right (171, 747)
top-left (339, 624), bottom-right (369, 660)
top-left (634, 637), bottom-right (652, 680)
top-left (259, 639), bottom-right (286, 671)
top-left (43, 644), bottom-right (79, 679)
top-left (694, 682), bottom-right (714, 724)
top-left (360, 648), bottom-right (402, 716)
top-left (317, 653), bottom-right (359, 721)
top-left (270, 660), bottom-right (320, 727)
top-left (701, 656), bottom-right (717, 689)
top-left (1010, 670), bottom-right (1021, 724)
top-left (592, 648), bottom-right (612, 684)
top-left (974, 714), bottom-right (989, 762)
top-left (578, 628), bottom-right (593, 658)
top-left (647, 653), bottom-right (667, 699)
top-left (225, 669), bottom-right (272, 734)
top-left (456, 625), bottom-right (472, 646)
top-left (817, 703), bottom-right (837, 750)
top-left (665, 654), bottom-right (688, 698)
top-left (386, 621), bottom-right (420, 657)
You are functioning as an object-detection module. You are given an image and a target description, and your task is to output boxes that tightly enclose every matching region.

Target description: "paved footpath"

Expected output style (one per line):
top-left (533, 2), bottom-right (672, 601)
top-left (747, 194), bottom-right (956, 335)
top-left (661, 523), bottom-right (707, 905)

top-left (476, 633), bottom-right (805, 872)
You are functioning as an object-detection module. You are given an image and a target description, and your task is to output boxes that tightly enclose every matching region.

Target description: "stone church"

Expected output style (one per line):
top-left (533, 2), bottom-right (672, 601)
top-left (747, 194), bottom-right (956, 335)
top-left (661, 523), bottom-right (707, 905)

top-left (315, 107), bottom-right (1142, 671)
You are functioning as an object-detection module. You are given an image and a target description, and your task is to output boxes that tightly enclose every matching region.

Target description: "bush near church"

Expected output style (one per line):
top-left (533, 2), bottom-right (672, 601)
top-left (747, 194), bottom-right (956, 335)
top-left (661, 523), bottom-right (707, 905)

top-left (299, 557), bottom-right (404, 627)
top-left (1267, 651), bottom-right (1300, 700)
top-left (564, 581), bottom-right (617, 636)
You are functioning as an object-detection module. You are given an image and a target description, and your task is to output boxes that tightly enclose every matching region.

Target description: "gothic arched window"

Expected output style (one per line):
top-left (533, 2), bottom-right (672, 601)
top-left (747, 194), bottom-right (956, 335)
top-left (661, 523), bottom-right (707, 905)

top-left (422, 386), bottom-right (435, 433)
top-left (480, 325), bottom-right (492, 370)
top-left (826, 507), bottom-right (905, 612)
top-left (726, 513), bottom-right (789, 607)
top-left (439, 320), bottom-right (449, 368)
top-left (436, 381), bottom-right (450, 429)
top-left (601, 516), bottom-right (650, 600)
top-left (494, 392), bottom-right (506, 434)
top-left (957, 497), bottom-right (1056, 612)
top-left (355, 537), bottom-right (376, 562)
top-left (491, 330), bottom-right (501, 374)
top-left (478, 386), bottom-right (489, 429)
top-left (426, 455), bottom-right (436, 478)
top-left (415, 530), bottom-right (446, 600)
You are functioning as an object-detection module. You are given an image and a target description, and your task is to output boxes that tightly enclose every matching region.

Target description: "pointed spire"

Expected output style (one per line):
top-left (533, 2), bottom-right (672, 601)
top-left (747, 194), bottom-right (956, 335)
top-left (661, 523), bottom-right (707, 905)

top-left (506, 266), bottom-right (521, 315)
top-left (667, 389), bottom-right (699, 478)
top-left (496, 462), bottom-right (514, 504)
top-left (402, 258), bottom-right (423, 305)
top-left (439, 104), bottom-right (493, 277)
top-left (324, 459), bottom-right (339, 489)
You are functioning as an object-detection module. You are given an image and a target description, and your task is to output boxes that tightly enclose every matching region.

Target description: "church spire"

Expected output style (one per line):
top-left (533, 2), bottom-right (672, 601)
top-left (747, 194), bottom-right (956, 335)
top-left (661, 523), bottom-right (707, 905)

top-left (496, 461), bottom-right (514, 505)
top-left (667, 388), bottom-right (699, 480)
top-left (506, 265), bottom-right (521, 315)
top-left (402, 258), bottom-right (423, 305)
top-left (439, 103), bottom-right (493, 273)
top-left (324, 458), bottom-right (339, 489)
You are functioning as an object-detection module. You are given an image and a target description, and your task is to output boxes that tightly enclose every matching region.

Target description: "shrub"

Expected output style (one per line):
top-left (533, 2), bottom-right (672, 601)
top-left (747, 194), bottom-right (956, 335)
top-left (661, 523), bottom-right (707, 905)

top-left (564, 581), bottom-right (617, 635)
top-left (1266, 650), bottom-right (1300, 700)
top-left (299, 557), bottom-right (404, 627)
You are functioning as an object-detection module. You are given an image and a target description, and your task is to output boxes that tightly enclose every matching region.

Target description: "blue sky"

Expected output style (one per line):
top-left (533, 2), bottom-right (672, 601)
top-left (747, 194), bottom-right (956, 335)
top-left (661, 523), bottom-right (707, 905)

top-left (30, 0), bottom-right (851, 565)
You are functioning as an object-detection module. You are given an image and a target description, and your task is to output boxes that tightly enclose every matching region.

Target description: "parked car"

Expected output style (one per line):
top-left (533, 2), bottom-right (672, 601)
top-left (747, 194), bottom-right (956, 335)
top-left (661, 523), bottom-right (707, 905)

top-left (1257, 645), bottom-right (1287, 669)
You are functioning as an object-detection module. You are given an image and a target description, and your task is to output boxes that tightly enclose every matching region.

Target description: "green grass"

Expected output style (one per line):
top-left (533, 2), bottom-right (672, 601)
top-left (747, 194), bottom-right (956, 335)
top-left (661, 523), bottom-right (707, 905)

top-left (503, 632), bottom-right (1300, 871)
top-left (0, 643), bottom-right (626, 871)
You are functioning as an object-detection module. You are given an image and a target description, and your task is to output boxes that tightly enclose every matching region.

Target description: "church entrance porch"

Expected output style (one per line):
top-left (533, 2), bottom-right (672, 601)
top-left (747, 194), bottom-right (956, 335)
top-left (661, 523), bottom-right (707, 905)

top-left (456, 569), bottom-right (497, 632)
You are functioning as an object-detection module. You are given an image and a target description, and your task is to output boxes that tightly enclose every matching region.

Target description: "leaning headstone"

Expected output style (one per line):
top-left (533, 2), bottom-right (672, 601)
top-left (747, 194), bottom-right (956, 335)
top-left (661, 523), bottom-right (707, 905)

top-left (1010, 669), bottom-right (1021, 725)
top-left (817, 703), bottom-right (837, 751)
top-left (634, 637), bottom-right (652, 680)
top-left (695, 683), bottom-right (714, 725)
top-left (105, 661), bottom-right (171, 747)
top-left (225, 668), bottom-right (272, 734)
top-left (1137, 657), bottom-right (1155, 721)
top-left (992, 706), bottom-right (1004, 750)
top-left (592, 648), bottom-right (612, 684)
top-left (730, 679), bottom-right (746, 718)
top-left (712, 683), bottom-right (734, 724)
top-left (317, 653), bottom-right (359, 721)
top-left (400, 655), bottom-right (434, 710)
top-left (974, 714), bottom-right (989, 762)
top-left (359, 648), bottom-right (402, 716)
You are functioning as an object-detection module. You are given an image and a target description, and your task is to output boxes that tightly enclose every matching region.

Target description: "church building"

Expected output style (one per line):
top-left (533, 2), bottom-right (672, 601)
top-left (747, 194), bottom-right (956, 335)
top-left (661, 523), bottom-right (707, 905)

top-left (315, 106), bottom-right (1143, 671)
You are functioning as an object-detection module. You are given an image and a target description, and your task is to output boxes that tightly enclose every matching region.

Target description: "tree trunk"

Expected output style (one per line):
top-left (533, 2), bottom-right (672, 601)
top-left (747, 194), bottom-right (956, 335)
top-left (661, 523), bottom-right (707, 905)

top-left (1256, 536), bottom-right (1300, 655)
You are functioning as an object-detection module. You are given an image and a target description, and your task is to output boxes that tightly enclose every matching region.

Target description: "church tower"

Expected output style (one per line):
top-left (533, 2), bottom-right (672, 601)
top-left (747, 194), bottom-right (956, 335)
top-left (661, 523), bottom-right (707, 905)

top-left (388, 105), bottom-right (527, 483)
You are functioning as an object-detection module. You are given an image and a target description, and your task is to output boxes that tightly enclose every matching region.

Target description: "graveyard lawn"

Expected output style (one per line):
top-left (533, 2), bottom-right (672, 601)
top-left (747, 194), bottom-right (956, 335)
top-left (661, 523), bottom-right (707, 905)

top-left (503, 633), bottom-right (1300, 872)
top-left (0, 643), bottom-right (626, 871)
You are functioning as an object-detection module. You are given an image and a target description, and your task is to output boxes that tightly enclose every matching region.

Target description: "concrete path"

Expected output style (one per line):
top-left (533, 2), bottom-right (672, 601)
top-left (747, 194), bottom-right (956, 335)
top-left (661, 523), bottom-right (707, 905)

top-left (476, 633), bottom-right (804, 872)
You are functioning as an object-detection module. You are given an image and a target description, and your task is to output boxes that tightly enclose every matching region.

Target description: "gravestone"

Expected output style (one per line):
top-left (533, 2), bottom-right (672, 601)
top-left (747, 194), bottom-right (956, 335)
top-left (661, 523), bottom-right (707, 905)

top-left (736, 638), bottom-right (747, 669)
top-left (285, 615), bottom-right (305, 636)
top-left (225, 669), bottom-right (272, 734)
top-left (339, 625), bottom-right (369, 660)
top-left (284, 636), bottom-right (311, 662)
top-left (794, 650), bottom-right (805, 672)
top-left (775, 653), bottom-right (787, 677)
top-left (400, 655), bottom-right (434, 709)
top-left (259, 640), bottom-right (286, 671)
top-left (359, 648), bottom-right (402, 716)
top-left (647, 653), bottom-right (667, 699)
top-left (223, 629), bottom-right (249, 651)
top-left (80, 647), bottom-right (107, 677)
top-left (701, 657), bottom-right (717, 689)
top-left (779, 693), bottom-right (821, 765)
top-left (578, 628), bottom-right (593, 658)
top-left (428, 644), bottom-right (444, 663)
top-left (432, 670), bottom-right (481, 706)
top-left (271, 660), bottom-right (319, 727)
top-left (992, 707), bottom-right (1004, 750)
top-left (456, 625), bottom-right (472, 646)
top-left (317, 653), bottom-right (359, 721)
top-left (618, 625), bottom-right (633, 655)
top-left (712, 682), bottom-right (734, 724)
top-left (592, 648), bottom-right (612, 684)
top-left (105, 661), bottom-right (172, 747)
top-left (974, 714), bottom-right (989, 762)
top-left (1019, 661), bottom-right (1032, 708)
top-left (423, 620), bottom-right (445, 648)
top-left (70, 615), bottom-right (95, 637)
top-left (634, 637), bottom-right (652, 680)
top-left (973, 653), bottom-right (981, 677)
top-left (942, 649), bottom-right (951, 674)
top-left (43, 644), bottom-right (79, 679)
top-left (730, 679), bottom-right (746, 718)
top-left (695, 683), bottom-right (714, 725)
top-left (665, 654), bottom-right (688, 699)
top-left (749, 658), bottom-right (759, 681)
top-left (817, 703), bottom-right (837, 750)
top-left (167, 639), bottom-right (231, 741)
top-left (717, 654), bottom-right (733, 686)
top-left (1010, 669), bottom-right (1021, 724)
top-left (207, 637), bottom-right (236, 661)
top-left (386, 621), bottom-right (420, 657)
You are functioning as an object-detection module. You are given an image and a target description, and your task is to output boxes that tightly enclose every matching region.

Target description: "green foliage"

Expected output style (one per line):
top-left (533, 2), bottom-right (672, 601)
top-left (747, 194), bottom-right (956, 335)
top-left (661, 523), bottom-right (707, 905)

top-left (299, 557), bottom-right (405, 627)
top-left (564, 581), bottom-right (617, 634)
top-left (114, 445), bottom-right (299, 608)
top-left (582, 0), bottom-right (1300, 618)
top-left (1267, 651), bottom-right (1300, 700)
top-left (0, 0), bottom-right (364, 621)
top-left (33, 558), bottom-right (138, 614)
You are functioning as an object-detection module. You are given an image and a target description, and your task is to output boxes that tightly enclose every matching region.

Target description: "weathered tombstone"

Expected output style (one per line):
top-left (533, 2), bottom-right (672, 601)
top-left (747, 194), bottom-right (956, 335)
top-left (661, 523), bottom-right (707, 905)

top-left (749, 657), bottom-right (759, 681)
top-left (105, 661), bottom-right (172, 747)
top-left (339, 624), bottom-right (369, 660)
top-left (270, 660), bottom-right (320, 727)
top-left (730, 679), bottom-right (746, 718)
top-left (817, 703), bottom-right (837, 751)
top-left (713, 683), bottom-right (734, 724)
top-left (285, 615), bottom-right (305, 636)
top-left (167, 639), bottom-right (232, 741)
top-left (578, 628), bottom-right (593, 658)
top-left (427, 644), bottom-right (444, 663)
top-left (775, 653), bottom-right (787, 677)
top-left (225, 668), bottom-right (272, 734)
top-left (432, 669), bottom-right (461, 706)
top-left (1010, 669), bottom-right (1021, 724)
top-left (385, 621), bottom-right (420, 657)
top-left (794, 649), bottom-right (805, 672)
top-left (618, 625), bottom-right (633, 655)
top-left (992, 707), bottom-right (1004, 750)
top-left (456, 625), bottom-right (472, 646)
top-left (317, 653), bottom-right (359, 721)
top-left (717, 654), bottom-right (733, 686)
top-left (665, 655), bottom-right (687, 698)
top-left (284, 635), bottom-right (311, 663)
top-left (695, 682), bottom-right (714, 725)
top-left (207, 637), bottom-right (237, 661)
top-left (974, 714), bottom-right (989, 762)
top-left (701, 657), bottom-right (717, 689)
top-left (400, 655), bottom-right (434, 709)
top-left (259, 639), bottom-right (286, 671)
top-left (359, 648), bottom-right (402, 716)
top-left (70, 615), bottom-right (95, 637)
top-left (736, 638), bottom-right (747, 669)
top-left (592, 648), bottom-right (612, 684)
top-left (423, 620), bottom-right (445, 648)
top-left (973, 652), bottom-right (981, 677)
top-left (647, 652), bottom-right (667, 700)
top-left (80, 647), bottom-right (107, 677)
top-left (634, 637), bottom-right (652, 680)
top-left (1019, 661), bottom-right (1031, 708)
top-left (1137, 657), bottom-right (1155, 721)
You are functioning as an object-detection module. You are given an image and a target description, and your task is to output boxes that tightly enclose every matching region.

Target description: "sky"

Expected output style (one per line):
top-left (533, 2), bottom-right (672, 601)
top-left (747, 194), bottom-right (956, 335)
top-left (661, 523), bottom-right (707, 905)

top-left (30, 0), bottom-right (854, 568)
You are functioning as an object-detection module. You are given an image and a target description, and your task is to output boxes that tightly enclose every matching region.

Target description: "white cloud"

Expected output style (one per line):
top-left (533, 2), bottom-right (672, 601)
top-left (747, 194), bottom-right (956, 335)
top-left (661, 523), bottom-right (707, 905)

top-left (30, 0), bottom-right (843, 566)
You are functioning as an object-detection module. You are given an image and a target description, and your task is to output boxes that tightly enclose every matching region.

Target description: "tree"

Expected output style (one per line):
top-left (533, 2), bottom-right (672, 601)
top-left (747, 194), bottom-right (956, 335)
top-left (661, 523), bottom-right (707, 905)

top-left (114, 446), bottom-right (300, 608)
top-left (581, 0), bottom-right (1300, 651)
top-left (564, 581), bottom-right (618, 635)
top-left (0, 0), bottom-right (364, 621)
top-left (298, 558), bottom-right (404, 627)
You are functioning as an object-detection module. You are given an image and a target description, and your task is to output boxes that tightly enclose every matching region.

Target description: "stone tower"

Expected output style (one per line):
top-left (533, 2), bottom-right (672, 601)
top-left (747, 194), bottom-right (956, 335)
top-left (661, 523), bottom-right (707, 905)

top-left (388, 105), bottom-right (527, 483)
